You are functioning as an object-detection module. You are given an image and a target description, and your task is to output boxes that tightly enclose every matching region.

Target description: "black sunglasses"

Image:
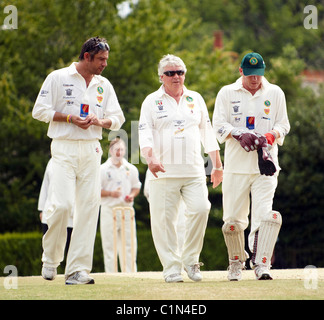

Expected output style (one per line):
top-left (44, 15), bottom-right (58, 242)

top-left (87, 41), bottom-right (110, 53)
top-left (95, 41), bottom-right (110, 51)
top-left (163, 70), bottom-right (185, 77)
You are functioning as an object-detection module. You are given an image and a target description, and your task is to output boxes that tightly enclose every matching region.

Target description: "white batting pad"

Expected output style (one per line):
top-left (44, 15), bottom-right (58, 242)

top-left (222, 222), bottom-right (249, 262)
top-left (254, 211), bottom-right (282, 266)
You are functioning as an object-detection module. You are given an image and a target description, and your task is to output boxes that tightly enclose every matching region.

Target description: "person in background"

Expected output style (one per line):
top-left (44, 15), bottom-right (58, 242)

top-left (100, 138), bottom-right (141, 273)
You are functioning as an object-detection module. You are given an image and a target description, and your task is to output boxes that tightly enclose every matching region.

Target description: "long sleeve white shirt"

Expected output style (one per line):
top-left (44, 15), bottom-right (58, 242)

top-left (139, 85), bottom-right (219, 179)
top-left (213, 76), bottom-right (290, 173)
top-left (32, 62), bottom-right (125, 140)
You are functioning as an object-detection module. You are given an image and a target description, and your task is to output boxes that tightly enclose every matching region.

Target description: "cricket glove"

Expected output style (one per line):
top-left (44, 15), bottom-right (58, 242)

top-left (231, 128), bottom-right (260, 152)
top-left (257, 146), bottom-right (276, 176)
top-left (253, 132), bottom-right (277, 176)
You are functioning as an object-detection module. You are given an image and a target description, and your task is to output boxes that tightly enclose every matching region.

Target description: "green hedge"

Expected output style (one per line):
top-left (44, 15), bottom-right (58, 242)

top-left (0, 228), bottom-right (227, 277)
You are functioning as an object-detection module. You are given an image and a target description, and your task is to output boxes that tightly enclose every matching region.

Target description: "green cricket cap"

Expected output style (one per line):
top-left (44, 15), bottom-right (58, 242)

top-left (240, 52), bottom-right (266, 76)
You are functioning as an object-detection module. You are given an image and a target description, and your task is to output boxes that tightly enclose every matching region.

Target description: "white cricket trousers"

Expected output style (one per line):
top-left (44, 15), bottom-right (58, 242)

top-left (42, 139), bottom-right (102, 277)
top-left (100, 205), bottom-right (137, 273)
top-left (149, 177), bottom-right (210, 278)
top-left (222, 172), bottom-right (278, 252)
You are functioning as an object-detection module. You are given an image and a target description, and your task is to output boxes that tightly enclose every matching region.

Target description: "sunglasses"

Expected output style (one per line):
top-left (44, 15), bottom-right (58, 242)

top-left (163, 70), bottom-right (185, 77)
top-left (95, 42), bottom-right (110, 51)
top-left (87, 41), bottom-right (110, 53)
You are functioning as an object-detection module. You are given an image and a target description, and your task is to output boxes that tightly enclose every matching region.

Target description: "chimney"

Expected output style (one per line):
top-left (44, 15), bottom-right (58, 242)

top-left (214, 30), bottom-right (223, 49)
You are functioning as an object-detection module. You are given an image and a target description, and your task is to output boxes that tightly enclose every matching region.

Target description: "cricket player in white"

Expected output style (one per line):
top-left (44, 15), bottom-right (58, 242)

top-left (143, 170), bottom-right (187, 255)
top-left (33, 37), bottom-right (125, 285)
top-left (38, 158), bottom-right (73, 242)
top-left (100, 138), bottom-right (141, 273)
top-left (139, 54), bottom-right (223, 283)
top-left (213, 52), bottom-right (290, 280)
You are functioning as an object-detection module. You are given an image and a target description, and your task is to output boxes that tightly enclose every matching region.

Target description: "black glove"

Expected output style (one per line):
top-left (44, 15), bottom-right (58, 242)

top-left (257, 147), bottom-right (276, 176)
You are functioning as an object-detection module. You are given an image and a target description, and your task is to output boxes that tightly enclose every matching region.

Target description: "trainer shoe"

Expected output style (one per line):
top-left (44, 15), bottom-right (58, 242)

top-left (185, 262), bottom-right (204, 282)
top-left (42, 266), bottom-right (57, 281)
top-left (250, 262), bottom-right (273, 280)
top-left (165, 273), bottom-right (184, 283)
top-left (227, 259), bottom-right (245, 281)
top-left (65, 271), bottom-right (95, 285)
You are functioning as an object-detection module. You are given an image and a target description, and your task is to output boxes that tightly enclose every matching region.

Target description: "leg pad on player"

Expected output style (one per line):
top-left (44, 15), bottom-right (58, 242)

top-left (222, 222), bottom-right (249, 262)
top-left (253, 211), bottom-right (282, 267)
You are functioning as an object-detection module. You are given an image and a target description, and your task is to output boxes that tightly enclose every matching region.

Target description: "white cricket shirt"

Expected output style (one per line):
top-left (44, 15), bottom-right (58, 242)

top-left (100, 158), bottom-right (142, 207)
top-left (213, 76), bottom-right (290, 174)
top-left (139, 85), bottom-right (219, 179)
top-left (32, 62), bottom-right (125, 140)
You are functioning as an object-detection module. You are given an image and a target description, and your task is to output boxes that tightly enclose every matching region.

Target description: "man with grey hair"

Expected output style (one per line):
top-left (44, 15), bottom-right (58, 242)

top-left (139, 54), bottom-right (223, 283)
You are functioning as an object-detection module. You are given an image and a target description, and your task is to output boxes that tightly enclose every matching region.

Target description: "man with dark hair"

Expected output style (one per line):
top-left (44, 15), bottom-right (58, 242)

top-left (79, 36), bottom-right (110, 61)
top-left (33, 36), bottom-right (125, 285)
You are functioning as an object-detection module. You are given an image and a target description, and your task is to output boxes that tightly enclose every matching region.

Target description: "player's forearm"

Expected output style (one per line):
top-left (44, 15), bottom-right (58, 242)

top-left (101, 189), bottom-right (111, 197)
top-left (129, 188), bottom-right (140, 198)
top-left (141, 147), bottom-right (156, 164)
top-left (97, 118), bottom-right (112, 129)
top-left (208, 150), bottom-right (223, 169)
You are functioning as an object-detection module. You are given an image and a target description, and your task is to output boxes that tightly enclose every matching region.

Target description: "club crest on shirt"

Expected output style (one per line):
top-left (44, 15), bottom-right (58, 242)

top-left (233, 105), bottom-right (240, 113)
top-left (97, 86), bottom-right (104, 94)
top-left (186, 96), bottom-right (193, 102)
top-left (246, 116), bottom-right (255, 130)
top-left (186, 96), bottom-right (194, 112)
top-left (264, 100), bottom-right (271, 115)
top-left (155, 100), bottom-right (163, 111)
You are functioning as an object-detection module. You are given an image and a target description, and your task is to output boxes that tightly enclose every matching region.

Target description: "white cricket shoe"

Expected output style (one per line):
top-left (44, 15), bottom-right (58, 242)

top-left (185, 262), bottom-right (204, 282)
top-left (42, 266), bottom-right (57, 281)
top-left (65, 271), bottom-right (95, 285)
top-left (165, 273), bottom-right (184, 283)
top-left (251, 263), bottom-right (273, 280)
top-left (227, 259), bottom-right (245, 281)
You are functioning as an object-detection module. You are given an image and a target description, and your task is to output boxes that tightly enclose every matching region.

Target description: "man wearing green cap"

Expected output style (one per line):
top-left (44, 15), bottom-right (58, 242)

top-left (212, 52), bottom-right (290, 281)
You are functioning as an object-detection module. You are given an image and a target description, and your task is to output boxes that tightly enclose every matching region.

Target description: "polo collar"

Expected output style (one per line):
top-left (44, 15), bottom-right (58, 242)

top-left (157, 85), bottom-right (189, 99)
top-left (68, 62), bottom-right (104, 85)
top-left (234, 76), bottom-right (270, 94)
top-left (106, 157), bottom-right (128, 169)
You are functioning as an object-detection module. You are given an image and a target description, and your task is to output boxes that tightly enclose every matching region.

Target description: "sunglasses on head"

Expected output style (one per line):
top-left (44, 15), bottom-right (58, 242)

top-left (163, 70), bottom-right (185, 77)
top-left (87, 41), bottom-right (110, 53)
top-left (95, 41), bottom-right (110, 51)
